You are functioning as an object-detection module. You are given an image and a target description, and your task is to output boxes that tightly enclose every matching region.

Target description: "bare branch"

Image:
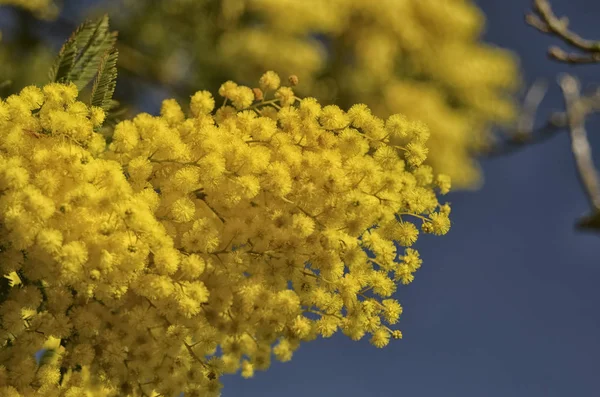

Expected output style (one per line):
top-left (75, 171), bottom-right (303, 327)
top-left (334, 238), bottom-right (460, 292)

top-left (483, 78), bottom-right (600, 158)
top-left (517, 79), bottom-right (549, 135)
top-left (548, 46), bottom-right (600, 64)
top-left (483, 119), bottom-right (564, 157)
top-left (527, 0), bottom-right (600, 64)
top-left (558, 74), bottom-right (600, 229)
top-left (483, 80), bottom-right (566, 157)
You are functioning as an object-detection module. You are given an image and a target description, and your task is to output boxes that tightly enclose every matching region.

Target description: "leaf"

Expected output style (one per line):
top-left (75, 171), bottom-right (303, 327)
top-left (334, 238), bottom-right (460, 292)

top-left (104, 99), bottom-right (121, 112)
top-left (91, 48), bottom-right (119, 112)
top-left (47, 29), bottom-right (79, 83)
top-left (69, 16), bottom-right (118, 89)
top-left (48, 15), bottom-right (118, 91)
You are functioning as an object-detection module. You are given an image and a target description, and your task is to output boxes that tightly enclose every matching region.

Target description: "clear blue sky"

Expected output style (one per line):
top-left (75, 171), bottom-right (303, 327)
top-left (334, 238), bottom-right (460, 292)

top-left (3, 1), bottom-right (600, 396)
top-left (222, 1), bottom-right (600, 396)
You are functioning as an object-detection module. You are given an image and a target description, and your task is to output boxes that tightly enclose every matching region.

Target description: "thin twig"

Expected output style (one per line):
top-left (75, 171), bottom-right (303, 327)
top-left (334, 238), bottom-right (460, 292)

top-left (484, 120), bottom-right (564, 157)
top-left (483, 80), bottom-right (566, 157)
top-left (558, 74), bottom-right (600, 212)
top-left (548, 46), bottom-right (600, 64)
top-left (527, 0), bottom-right (600, 64)
top-left (517, 79), bottom-right (549, 135)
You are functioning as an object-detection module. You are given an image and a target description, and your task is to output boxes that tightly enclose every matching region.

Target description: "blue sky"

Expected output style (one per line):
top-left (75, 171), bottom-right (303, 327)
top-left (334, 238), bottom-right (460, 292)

top-left (221, 1), bottom-right (600, 396)
top-left (3, 1), bottom-right (600, 396)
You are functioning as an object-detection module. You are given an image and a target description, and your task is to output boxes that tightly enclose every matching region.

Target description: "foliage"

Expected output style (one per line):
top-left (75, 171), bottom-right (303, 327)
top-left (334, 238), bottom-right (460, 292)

top-left (48, 14), bottom-right (117, 93)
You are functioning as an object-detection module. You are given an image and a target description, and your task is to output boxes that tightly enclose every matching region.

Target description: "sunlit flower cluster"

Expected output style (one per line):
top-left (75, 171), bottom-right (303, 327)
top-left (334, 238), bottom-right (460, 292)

top-left (0, 72), bottom-right (450, 396)
top-left (107, 0), bottom-right (519, 187)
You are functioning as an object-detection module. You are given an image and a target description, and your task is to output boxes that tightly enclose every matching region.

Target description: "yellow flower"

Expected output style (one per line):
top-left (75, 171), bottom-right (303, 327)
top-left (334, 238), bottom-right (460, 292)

top-left (436, 174), bottom-right (452, 194)
top-left (319, 105), bottom-right (350, 130)
top-left (190, 90), bottom-right (215, 116)
top-left (272, 87), bottom-right (295, 108)
top-left (370, 328), bottom-right (390, 348)
top-left (259, 70), bottom-right (281, 91)
top-left (170, 197), bottom-right (196, 223)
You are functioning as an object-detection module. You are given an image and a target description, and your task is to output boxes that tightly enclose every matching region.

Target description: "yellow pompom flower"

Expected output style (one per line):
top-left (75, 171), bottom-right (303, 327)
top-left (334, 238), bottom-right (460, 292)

top-left (170, 197), bottom-right (196, 223)
top-left (235, 175), bottom-right (261, 199)
top-left (422, 212), bottom-right (451, 236)
top-left (299, 97), bottom-right (322, 120)
top-left (89, 106), bottom-right (105, 127)
top-left (240, 360), bottom-right (254, 378)
top-left (160, 98), bottom-right (185, 125)
top-left (405, 142), bottom-right (429, 168)
top-left (109, 120), bottom-right (139, 153)
top-left (291, 315), bottom-right (312, 339)
top-left (259, 70), bottom-right (281, 91)
top-left (190, 90), bottom-right (216, 116)
top-left (18, 86), bottom-right (44, 110)
top-left (436, 174), bottom-right (452, 195)
top-left (126, 156), bottom-right (153, 184)
top-left (274, 86), bottom-right (296, 107)
top-left (230, 86), bottom-right (255, 109)
top-left (153, 246), bottom-right (180, 275)
top-left (320, 105), bottom-right (350, 130)
top-left (370, 328), bottom-right (391, 348)
top-left (58, 241), bottom-right (88, 275)
top-left (178, 253), bottom-right (206, 280)
top-left (35, 228), bottom-right (63, 255)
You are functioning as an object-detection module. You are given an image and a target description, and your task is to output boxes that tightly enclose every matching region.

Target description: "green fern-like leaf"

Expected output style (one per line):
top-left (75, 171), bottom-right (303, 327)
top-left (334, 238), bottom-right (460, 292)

top-left (48, 15), bottom-right (117, 91)
top-left (48, 29), bottom-right (79, 84)
top-left (91, 48), bottom-right (119, 112)
top-left (69, 16), bottom-right (118, 89)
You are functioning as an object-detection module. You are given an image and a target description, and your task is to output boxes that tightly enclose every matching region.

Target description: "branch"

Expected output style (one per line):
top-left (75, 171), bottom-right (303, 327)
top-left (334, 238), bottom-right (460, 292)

top-left (527, 0), bottom-right (600, 64)
top-left (558, 74), bottom-right (600, 230)
top-left (483, 80), bottom-right (566, 157)
top-left (517, 79), bottom-right (549, 136)
top-left (548, 46), bottom-right (600, 64)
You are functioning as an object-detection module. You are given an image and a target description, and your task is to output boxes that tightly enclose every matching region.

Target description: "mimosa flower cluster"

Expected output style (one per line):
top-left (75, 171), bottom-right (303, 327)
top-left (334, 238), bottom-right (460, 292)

top-left (105, 0), bottom-right (519, 187)
top-left (0, 72), bottom-right (450, 396)
top-left (2, 0), bottom-right (519, 187)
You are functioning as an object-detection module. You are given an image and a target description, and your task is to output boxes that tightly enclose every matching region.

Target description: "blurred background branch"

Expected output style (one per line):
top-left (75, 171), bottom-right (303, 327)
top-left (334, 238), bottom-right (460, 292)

top-left (558, 74), bottom-right (600, 230)
top-left (527, 0), bottom-right (600, 64)
top-left (481, 0), bottom-right (600, 232)
top-left (482, 79), bottom-right (566, 157)
top-left (559, 74), bottom-right (600, 207)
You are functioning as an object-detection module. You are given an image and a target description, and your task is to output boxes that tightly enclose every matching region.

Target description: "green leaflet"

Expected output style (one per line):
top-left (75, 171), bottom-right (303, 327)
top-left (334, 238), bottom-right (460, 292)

top-left (48, 14), bottom-right (120, 121)
top-left (91, 48), bottom-right (118, 112)
top-left (48, 14), bottom-right (117, 91)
